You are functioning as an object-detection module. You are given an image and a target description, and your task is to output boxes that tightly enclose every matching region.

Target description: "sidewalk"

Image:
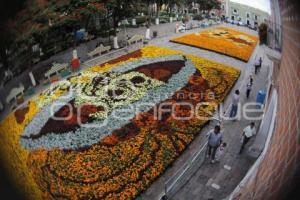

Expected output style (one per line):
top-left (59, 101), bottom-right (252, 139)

top-left (138, 33), bottom-right (272, 199)
top-left (172, 48), bottom-right (271, 200)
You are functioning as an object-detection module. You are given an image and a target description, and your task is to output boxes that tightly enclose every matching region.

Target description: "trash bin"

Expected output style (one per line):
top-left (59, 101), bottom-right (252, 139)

top-left (26, 87), bottom-right (35, 96)
top-left (256, 90), bottom-right (267, 106)
top-left (60, 69), bottom-right (71, 78)
top-left (153, 31), bottom-right (158, 38)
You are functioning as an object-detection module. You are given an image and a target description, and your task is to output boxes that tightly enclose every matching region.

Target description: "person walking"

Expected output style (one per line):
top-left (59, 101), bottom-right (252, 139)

top-left (254, 59), bottom-right (260, 74)
top-left (239, 122), bottom-right (256, 154)
top-left (246, 82), bottom-right (252, 99)
top-left (249, 75), bottom-right (253, 86)
top-left (258, 57), bottom-right (263, 72)
top-left (206, 125), bottom-right (223, 163)
top-left (229, 90), bottom-right (240, 119)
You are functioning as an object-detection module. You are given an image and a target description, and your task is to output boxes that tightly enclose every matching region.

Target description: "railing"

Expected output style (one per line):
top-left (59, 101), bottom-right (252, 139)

top-left (163, 141), bottom-right (208, 199)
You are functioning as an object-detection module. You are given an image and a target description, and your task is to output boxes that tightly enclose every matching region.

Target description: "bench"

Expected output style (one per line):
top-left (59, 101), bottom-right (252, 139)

top-left (191, 23), bottom-right (199, 29)
top-left (45, 63), bottom-right (69, 80)
top-left (6, 84), bottom-right (25, 104)
top-left (127, 35), bottom-right (145, 45)
top-left (87, 44), bottom-right (111, 57)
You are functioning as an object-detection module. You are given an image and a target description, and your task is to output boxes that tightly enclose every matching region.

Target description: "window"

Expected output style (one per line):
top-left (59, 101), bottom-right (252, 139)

top-left (233, 9), bottom-right (237, 14)
top-left (247, 13), bottom-right (250, 18)
top-left (255, 15), bottom-right (258, 20)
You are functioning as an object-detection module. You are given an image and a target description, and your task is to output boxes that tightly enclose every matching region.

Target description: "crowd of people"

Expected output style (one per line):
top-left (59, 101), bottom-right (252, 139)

top-left (205, 57), bottom-right (262, 164)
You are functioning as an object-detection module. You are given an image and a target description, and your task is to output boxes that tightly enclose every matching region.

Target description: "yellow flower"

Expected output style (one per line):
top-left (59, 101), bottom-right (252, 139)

top-left (0, 101), bottom-right (42, 200)
top-left (171, 27), bottom-right (258, 62)
top-left (0, 45), bottom-right (240, 200)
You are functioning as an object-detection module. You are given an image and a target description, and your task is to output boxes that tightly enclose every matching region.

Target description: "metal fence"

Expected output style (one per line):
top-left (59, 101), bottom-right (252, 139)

top-left (164, 141), bottom-right (208, 199)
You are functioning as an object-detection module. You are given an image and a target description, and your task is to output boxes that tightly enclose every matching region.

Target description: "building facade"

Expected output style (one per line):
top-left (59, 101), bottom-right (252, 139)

top-left (209, 0), bottom-right (227, 20)
top-left (225, 0), bottom-right (269, 28)
top-left (229, 0), bottom-right (300, 199)
top-left (268, 0), bottom-right (282, 50)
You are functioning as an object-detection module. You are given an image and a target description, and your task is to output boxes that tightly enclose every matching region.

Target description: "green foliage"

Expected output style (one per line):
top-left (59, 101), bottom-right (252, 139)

top-left (136, 16), bottom-right (148, 25)
top-left (193, 14), bottom-right (203, 21)
top-left (33, 14), bottom-right (48, 24)
top-left (195, 0), bottom-right (221, 11)
top-left (259, 23), bottom-right (268, 45)
top-left (0, 0), bottom-right (224, 73)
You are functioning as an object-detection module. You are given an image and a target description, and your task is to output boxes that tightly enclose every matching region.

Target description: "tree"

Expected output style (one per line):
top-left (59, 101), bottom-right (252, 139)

top-left (195, 0), bottom-right (220, 12)
top-left (259, 23), bottom-right (268, 45)
top-left (142, 0), bottom-right (155, 25)
top-left (0, 0), bottom-right (25, 69)
top-left (163, 0), bottom-right (185, 14)
top-left (104, 0), bottom-right (135, 35)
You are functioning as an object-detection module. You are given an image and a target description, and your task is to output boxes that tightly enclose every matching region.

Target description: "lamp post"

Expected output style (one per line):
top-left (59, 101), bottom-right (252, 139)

top-left (121, 19), bottom-right (128, 48)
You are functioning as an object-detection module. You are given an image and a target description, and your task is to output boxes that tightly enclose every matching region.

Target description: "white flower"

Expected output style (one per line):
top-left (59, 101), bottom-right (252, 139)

top-left (21, 55), bottom-right (196, 150)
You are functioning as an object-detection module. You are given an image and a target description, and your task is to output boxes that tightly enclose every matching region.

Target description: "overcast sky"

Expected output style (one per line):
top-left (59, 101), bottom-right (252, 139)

top-left (231, 0), bottom-right (271, 14)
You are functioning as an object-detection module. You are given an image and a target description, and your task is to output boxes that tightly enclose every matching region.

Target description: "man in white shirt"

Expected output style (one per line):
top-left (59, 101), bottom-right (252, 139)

top-left (239, 122), bottom-right (256, 154)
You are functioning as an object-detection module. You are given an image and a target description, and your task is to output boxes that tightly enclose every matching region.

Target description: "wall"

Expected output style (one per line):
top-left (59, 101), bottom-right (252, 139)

top-left (231, 0), bottom-right (300, 199)
top-left (268, 0), bottom-right (282, 50)
top-left (227, 1), bottom-right (269, 26)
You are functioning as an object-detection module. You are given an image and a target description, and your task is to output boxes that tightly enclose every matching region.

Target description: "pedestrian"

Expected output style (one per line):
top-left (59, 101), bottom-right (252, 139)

top-left (246, 82), bottom-right (252, 99)
top-left (249, 75), bottom-right (253, 86)
top-left (258, 57), bottom-right (263, 72)
top-left (254, 59), bottom-right (260, 74)
top-left (206, 125), bottom-right (223, 163)
top-left (229, 90), bottom-right (240, 119)
top-left (215, 142), bottom-right (227, 162)
top-left (239, 122), bottom-right (256, 154)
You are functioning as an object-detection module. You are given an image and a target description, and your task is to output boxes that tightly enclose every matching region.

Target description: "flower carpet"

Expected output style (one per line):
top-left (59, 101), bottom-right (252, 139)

top-left (0, 46), bottom-right (240, 200)
top-left (170, 27), bottom-right (258, 62)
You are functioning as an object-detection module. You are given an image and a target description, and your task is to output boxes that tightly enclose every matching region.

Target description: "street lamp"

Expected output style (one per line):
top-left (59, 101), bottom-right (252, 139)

top-left (121, 19), bottom-right (129, 47)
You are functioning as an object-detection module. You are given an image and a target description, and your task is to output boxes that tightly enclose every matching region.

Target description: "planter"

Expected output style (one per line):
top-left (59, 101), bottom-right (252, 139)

top-left (155, 18), bottom-right (160, 25)
top-left (145, 28), bottom-right (151, 40)
top-left (132, 18), bottom-right (137, 26)
top-left (113, 36), bottom-right (119, 49)
top-left (153, 31), bottom-right (158, 38)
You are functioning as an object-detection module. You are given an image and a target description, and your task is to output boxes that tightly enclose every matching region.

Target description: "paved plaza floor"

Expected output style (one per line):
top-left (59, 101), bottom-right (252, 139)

top-left (0, 21), bottom-right (273, 200)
